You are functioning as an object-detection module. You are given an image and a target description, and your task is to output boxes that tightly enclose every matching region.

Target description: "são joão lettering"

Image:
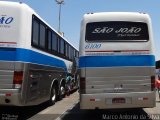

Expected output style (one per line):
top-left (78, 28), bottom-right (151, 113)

top-left (92, 27), bottom-right (142, 34)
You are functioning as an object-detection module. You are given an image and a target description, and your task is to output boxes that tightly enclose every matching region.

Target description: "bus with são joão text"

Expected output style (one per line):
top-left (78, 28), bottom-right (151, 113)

top-left (79, 12), bottom-right (155, 109)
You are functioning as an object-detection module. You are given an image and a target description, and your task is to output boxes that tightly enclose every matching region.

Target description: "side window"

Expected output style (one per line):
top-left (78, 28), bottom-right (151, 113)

top-left (47, 30), bottom-right (52, 51)
top-left (39, 23), bottom-right (46, 48)
top-left (57, 37), bottom-right (60, 53)
top-left (32, 19), bottom-right (39, 46)
top-left (32, 15), bottom-right (77, 61)
top-left (60, 38), bottom-right (65, 55)
top-left (74, 49), bottom-right (76, 57)
top-left (65, 43), bottom-right (69, 58)
top-left (71, 47), bottom-right (74, 60)
top-left (68, 46), bottom-right (71, 59)
top-left (76, 51), bottom-right (79, 57)
top-left (52, 32), bottom-right (58, 51)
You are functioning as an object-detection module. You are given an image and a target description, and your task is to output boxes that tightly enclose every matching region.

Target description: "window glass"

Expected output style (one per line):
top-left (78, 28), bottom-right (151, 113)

top-left (65, 43), bottom-right (68, 57)
top-left (86, 21), bottom-right (149, 42)
top-left (60, 38), bottom-right (65, 54)
top-left (32, 20), bottom-right (39, 46)
top-left (68, 46), bottom-right (71, 59)
top-left (48, 30), bottom-right (52, 50)
top-left (74, 50), bottom-right (76, 57)
top-left (57, 37), bottom-right (60, 53)
top-left (39, 24), bottom-right (46, 48)
top-left (70, 47), bottom-right (74, 60)
top-left (76, 51), bottom-right (79, 57)
top-left (52, 32), bottom-right (58, 51)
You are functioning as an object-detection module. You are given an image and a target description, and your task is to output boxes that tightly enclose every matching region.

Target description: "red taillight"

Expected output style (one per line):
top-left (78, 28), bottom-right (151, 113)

top-left (90, 98), bottom-right (95, 101)
top-left (151, 76), bottom-right (155, 91)
top-left (13, 71), bottom-right (23, 84)
top-left (5, 93), bottom-right (12, 97)
top-left (143, 97), bottom-right (148, 100)
top-left (80, 77), bottom-right (86, 94)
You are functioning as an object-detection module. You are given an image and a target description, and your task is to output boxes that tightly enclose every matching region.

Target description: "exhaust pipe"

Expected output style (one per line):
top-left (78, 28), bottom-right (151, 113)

top-left (5, 99), bottom-right (10, 103)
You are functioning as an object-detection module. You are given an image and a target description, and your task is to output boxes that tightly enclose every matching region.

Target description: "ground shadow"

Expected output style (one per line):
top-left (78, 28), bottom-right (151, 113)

top-left (60, 103), bottom-right (152, 120)
top-left (0, 90), bottom-right (78, 120)
top-left (0, 101), bottom-right (51, 120)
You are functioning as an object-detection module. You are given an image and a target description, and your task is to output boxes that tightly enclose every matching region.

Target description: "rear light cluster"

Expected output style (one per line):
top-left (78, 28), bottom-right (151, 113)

top-left (151, 76), bottom-right (155, 91)
top-left (80, 77), bottom-right (86, 94)
top-left (13, 71), bottom-right (23, 88)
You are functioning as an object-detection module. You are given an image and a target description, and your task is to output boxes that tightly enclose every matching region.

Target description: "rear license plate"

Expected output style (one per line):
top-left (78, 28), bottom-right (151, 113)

top-left (112, 98), bottom-right (125, 104)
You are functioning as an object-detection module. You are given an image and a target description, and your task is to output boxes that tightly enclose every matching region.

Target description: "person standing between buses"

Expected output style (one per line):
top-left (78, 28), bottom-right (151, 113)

top-left (66, 73), bottom-right (72, 96)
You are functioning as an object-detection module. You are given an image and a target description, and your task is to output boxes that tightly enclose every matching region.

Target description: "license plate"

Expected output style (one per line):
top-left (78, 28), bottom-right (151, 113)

top-left (112, 98), bottom-right (125, 104)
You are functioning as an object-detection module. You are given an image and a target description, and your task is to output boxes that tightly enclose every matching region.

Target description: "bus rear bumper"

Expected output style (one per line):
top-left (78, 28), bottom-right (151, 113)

top-left (0, 89), bottom-right (23, 106)
top-left (80, 92), bottom-right (156, 110)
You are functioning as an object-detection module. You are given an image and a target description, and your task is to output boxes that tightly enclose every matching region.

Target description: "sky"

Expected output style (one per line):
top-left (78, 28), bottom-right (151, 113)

top-left (4, 0), bottom-right (160, 60)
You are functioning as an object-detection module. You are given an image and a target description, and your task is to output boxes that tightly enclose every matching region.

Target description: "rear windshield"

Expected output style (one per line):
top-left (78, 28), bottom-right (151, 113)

top-left (85, 21), bottom-right (149, 42)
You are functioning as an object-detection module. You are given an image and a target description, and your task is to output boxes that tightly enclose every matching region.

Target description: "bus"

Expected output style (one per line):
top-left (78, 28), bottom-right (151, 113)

top-left (79, 12), bottom-right (155, 109)
top-left (0, 1), bottom-right (78, 106)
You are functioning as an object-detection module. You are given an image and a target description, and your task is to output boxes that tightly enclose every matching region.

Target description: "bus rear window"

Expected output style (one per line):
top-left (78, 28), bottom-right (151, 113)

top-left (85, 21), bottom-right (149, 42)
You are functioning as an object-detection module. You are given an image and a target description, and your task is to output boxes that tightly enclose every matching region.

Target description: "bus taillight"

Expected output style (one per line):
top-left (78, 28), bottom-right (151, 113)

top-left (151, 76), bottom-right (155, 91)
top-left (80, 77), bottom-right (86, 94)
top-left (13, 71), bottom-right (23, 85)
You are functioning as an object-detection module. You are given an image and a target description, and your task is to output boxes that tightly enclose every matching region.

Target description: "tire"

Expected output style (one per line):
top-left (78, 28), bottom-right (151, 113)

top-left (58, 85), bottom-right (65, 100)
top-left (65, 83), bottom-right (70, 96)
top-left (48, 85), bottom-right (57, 105)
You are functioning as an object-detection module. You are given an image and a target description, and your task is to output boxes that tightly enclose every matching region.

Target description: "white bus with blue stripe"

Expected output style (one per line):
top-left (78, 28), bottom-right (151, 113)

top-left (0, 1), bottom-right (78, 106)
top-left (79, 12), bottom-right (155, 109)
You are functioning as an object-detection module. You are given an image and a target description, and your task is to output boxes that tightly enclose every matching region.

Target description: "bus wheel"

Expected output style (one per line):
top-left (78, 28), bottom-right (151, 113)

top-left (58, 85), bottom-right (65, 100)
top-left (49, 85), bottom-right (57, 105)
top-left (60, 85), bottom-right (65, 95)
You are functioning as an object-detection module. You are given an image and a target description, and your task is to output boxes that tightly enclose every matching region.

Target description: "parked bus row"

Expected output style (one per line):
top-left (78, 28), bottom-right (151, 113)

top-left (0, 1), bottom-right (156, 110)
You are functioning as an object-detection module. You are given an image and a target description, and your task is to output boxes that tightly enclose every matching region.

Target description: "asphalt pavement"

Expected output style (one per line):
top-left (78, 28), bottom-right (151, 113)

top-left (1, 90), bottom-right (160, 120)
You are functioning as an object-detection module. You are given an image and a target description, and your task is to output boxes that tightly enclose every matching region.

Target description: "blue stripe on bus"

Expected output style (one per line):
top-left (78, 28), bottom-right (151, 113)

top-left (0, 48), bottom-right (16, 61)
top-left (79, 55), bottom-right (155, 68)
top-left (0, 48), bottom-right (67, 70)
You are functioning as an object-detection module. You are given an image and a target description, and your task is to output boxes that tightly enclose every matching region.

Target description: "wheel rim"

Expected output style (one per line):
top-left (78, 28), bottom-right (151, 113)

top-left (61, 86), bottom-right (65, 95)
top-left (52, 88), bottom-right (56, 101)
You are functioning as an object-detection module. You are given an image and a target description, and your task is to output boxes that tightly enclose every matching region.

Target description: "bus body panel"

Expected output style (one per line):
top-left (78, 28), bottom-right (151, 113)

top-left (0, 2), bottom-right (23, 48)
top-left (0, 58), bottom-right (66, 106)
